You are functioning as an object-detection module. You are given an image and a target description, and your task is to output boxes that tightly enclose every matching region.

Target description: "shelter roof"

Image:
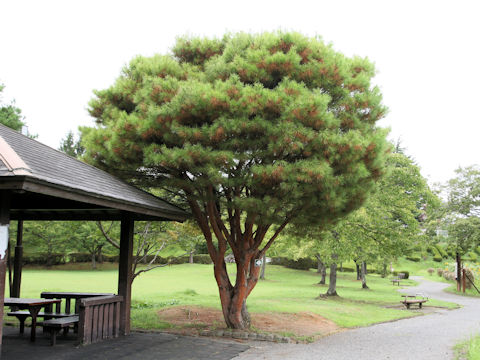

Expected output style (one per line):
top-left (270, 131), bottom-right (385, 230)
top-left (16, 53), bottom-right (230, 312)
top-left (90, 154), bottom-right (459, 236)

top-left (0, 124), bottom-right (189, 221)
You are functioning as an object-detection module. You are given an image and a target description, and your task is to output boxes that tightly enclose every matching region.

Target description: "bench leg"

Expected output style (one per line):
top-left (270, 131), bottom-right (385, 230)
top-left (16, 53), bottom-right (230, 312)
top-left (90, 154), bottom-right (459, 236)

top-left (50, 329), bottom-right (59, 346)
top-left (419, 303), bottom-right (422, 309)
top-left (16, 315), bottom-right (29, 334)
top-left (63, 327), bottom-right (69, 336)
top-left (406, 303), bottom-right (410, 309)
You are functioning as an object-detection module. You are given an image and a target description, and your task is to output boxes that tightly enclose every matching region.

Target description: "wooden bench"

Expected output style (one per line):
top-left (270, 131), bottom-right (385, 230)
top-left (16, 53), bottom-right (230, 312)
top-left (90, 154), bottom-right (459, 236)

top-left (391, 273), bottom-right (405, 286)
top-left (41, 316), bottom-right (79, 346)
top-left (401, 294), bottom-right (428, 309)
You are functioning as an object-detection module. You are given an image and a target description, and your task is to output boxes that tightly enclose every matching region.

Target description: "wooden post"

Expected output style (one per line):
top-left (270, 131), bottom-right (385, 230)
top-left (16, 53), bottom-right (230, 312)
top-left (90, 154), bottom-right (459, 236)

top-left (456, 252), bottom-right (461, 292)
top-left (117, 213), bottom-right (134, 336)
top-left (462, 268), bottom-right (466, 293)
top-left (11, 220), bottom-right (23, 298)
top-left (0, 190), bottom-right (11, 356)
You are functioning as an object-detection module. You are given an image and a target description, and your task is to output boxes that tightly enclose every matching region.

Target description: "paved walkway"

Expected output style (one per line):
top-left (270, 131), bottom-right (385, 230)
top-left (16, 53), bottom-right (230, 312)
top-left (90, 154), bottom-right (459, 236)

top-left (1, 329), bottom-right (248, 360)
top-left (234, 277), bottom-right (480, 360)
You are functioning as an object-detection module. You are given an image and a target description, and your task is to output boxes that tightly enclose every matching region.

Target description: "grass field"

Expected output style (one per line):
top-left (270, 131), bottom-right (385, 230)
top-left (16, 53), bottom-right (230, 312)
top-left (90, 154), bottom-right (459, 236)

top-left (12, 263), bottom-right (457, 331)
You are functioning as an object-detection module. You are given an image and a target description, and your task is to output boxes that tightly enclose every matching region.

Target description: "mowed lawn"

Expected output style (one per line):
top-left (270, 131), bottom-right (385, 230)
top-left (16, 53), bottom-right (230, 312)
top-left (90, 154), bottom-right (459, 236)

top-left (14, 264), bottom-right (456, 330)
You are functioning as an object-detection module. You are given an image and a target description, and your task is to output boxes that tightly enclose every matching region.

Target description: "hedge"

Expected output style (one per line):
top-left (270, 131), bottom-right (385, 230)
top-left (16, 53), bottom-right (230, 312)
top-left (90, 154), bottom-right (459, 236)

top-left (22, 253), bottom-right (66, 266)
top-left (271, 257), bottom-right (316, 270)
top-left (434, 244), bottom-right (448, 258)
top-left (20, 253), bottom-right (213, 266)
top-left (433, 255), bottom-right (443, 262)
top-left (406, 255), bottom-right (421, 262)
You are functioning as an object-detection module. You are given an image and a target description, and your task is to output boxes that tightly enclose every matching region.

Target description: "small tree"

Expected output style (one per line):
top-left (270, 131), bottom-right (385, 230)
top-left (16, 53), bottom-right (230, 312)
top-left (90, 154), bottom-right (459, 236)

top-left (97, 221), bottom-right (180, 282)
top-left (81, 32), bottom-right (388, 329)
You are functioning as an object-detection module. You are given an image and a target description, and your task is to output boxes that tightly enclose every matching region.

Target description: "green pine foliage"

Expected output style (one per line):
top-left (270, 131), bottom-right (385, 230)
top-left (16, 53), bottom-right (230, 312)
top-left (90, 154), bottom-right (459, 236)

top-left (82, 32), bottom-right (388, 229)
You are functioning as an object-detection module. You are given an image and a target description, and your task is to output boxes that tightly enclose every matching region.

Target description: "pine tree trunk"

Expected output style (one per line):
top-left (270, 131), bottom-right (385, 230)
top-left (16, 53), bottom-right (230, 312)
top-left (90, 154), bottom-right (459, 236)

top-left (326, 254), bottom-right (338, 296)
top-left (361, 261), bottom-right (368, 289)
top-left (260, 254), bottom-right (266, 280)
top-left (214, 257), bottom-right (259, 329)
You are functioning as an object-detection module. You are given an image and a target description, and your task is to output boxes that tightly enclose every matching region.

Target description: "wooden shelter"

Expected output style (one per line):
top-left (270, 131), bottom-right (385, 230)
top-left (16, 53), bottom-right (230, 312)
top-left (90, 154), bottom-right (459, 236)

top-left (0, 124), bottom-right (189, 354)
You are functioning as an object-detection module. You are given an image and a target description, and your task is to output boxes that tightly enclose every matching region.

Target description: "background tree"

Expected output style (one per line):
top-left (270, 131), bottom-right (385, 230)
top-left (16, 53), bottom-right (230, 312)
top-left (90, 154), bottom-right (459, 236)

top-left (59, 130), bottom-right (85, 157)
top-left (0, 83), bottom-right (24, 130)
top-left (97, 220), bottom-right (179, 282)
top-left (81, 32), bottom-right (389, 329)
top-left (338, 152), bottom-right (439, 285)
top-left (445, 165), bottom-right (480, 267)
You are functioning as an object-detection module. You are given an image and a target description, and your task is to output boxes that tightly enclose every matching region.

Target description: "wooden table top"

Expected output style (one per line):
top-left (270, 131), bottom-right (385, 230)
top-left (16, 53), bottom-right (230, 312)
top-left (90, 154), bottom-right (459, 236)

top-left (41, 292), bottom-right (114, 297)
top-left (4, 298), bottom-right (61, 306)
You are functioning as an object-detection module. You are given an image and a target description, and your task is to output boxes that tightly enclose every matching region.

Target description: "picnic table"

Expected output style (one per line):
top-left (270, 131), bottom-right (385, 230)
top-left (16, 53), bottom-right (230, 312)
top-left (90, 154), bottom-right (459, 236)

top-left (4, 297), bottom-right (61, 341)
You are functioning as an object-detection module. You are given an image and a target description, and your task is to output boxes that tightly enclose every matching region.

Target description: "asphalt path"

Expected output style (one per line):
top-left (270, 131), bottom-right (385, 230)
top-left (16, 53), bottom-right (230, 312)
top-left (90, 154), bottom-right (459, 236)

top-left (234, 277), bottom-right (480, 360)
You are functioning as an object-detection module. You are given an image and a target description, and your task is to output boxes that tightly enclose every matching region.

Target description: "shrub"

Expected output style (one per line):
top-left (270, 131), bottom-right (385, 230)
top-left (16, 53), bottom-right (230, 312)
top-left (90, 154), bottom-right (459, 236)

top-left (433, 255), bottom-right (443, 262)
top-left (270, 257), bottom-right (316, 270)
top-left (464, 268), bottom-right (475, 289)
top-left (193, 254), bottom-right (212, 264)
top-left (392, 271), bottom-right (409, 279)
top-left (476, 246), bottom-right (480, 256)
top-left (437, 268), bottom-right (444, 277)
top-left (406, 255), bottom-right (421, 262)
top-left (435, 244), bottom-right (448, 258)
top-left (427, 268), bottom-right (435, 276)
top-left (23, 253), bottom-right (66, 266)
top-left (443, 271), bottom-right (455, 281)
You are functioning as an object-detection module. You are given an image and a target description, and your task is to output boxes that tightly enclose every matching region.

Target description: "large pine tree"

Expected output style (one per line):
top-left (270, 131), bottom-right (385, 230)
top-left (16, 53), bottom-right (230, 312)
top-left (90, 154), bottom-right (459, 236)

top-left (81, 32), bottom-right (389, 329)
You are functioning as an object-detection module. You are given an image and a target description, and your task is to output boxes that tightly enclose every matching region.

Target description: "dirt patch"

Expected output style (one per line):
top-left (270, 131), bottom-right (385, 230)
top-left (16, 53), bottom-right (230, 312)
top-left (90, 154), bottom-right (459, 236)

top-left (157, 306), bottom-right (341, 340)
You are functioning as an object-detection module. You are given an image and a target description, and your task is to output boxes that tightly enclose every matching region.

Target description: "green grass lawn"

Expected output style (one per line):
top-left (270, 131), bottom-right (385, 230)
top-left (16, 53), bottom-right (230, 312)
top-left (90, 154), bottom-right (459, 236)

top-left (11, 263), bottom-right (457, 331)
top-left (455, 334), bottom-right (480, 360)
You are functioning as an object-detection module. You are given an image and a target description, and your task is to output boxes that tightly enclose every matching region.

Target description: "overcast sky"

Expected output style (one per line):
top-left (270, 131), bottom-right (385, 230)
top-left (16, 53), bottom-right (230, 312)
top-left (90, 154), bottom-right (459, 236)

top-left (1, 0), bottom-right (479, 184)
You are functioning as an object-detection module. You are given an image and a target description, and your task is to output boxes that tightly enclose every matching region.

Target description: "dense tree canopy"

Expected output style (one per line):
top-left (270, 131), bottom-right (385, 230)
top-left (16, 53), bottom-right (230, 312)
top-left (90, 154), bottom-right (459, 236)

top-left (81, 32), bottom-right (389, 329)
top-left (445, 165), bottom-right (480, 255)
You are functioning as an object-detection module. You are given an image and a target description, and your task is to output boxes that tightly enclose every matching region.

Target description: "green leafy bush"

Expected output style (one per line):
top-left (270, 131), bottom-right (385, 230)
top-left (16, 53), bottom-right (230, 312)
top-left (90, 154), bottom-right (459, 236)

top-left (271, 257), bottom-right (316, 270)
top-left (435, 244), bottom-right (448, 258)
top-left (433, 255), bottom-right (443, 262)
top-left (406, 255), bottom-right (421, 262)
top-left (192, 254), bottom-right (212, 264)
top-left (23, 253), bottom-right (66, 265)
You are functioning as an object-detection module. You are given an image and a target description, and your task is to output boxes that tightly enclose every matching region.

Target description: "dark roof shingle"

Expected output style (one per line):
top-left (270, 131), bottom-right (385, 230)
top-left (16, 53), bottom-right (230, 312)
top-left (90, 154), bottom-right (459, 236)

top-left (0, 124), bottom-right (188, 221)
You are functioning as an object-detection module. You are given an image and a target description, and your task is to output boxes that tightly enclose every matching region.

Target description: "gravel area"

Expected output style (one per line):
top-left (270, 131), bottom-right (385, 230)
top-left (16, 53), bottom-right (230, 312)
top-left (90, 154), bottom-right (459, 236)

top-left (234, 277), bottom-right (480, 360)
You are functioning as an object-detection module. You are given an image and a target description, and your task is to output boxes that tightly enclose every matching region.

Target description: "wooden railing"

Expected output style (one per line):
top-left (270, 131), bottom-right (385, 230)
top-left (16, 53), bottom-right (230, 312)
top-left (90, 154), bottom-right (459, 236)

top-left (78, 295), bottom-right (123, 344)
top-left (41, 292), bottom-right (114, 315)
